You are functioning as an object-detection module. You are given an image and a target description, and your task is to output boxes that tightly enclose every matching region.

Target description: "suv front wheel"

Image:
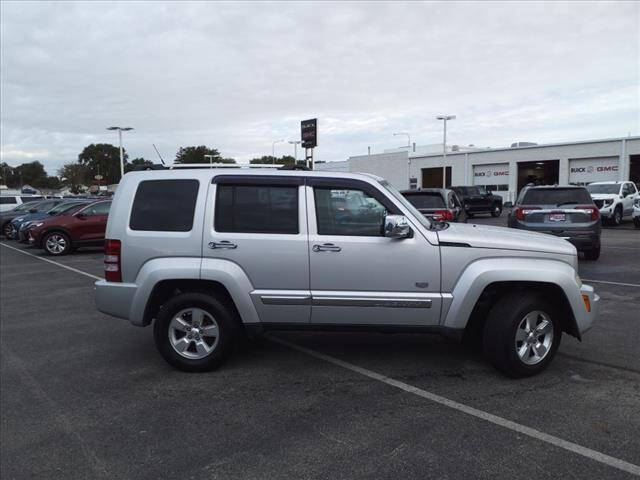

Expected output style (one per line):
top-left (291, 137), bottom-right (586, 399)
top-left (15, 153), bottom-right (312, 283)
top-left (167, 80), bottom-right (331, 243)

top-left (491, 204), bottom-right (502, 217)
top-left (483, 291), bottom-right (561, 377)
top-left (154, 293), bottom-right (235, 372)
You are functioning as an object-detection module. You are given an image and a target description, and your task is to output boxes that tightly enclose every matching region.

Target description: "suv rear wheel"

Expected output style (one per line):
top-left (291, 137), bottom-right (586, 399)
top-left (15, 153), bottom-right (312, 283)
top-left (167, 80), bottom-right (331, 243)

top-left (153, 293), bottom-right (235, 372)
top-left (483, 291), bottom-right (561, 378)
top-left (43, 232), bottom-right (71, 256)
top-left (584, 244), bottom-right (600, 261)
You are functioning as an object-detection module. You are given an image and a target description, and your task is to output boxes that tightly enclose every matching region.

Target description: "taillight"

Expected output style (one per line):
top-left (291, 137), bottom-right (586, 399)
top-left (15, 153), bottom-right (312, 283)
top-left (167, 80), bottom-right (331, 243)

top-left (433, 210), bottom-right (454, 221)
top-left (104, 239), bottom-right (121, 282)
top-left (576, 205), bottom-right (600, 221)
top-left (515, 206), bottom-right (540, 221)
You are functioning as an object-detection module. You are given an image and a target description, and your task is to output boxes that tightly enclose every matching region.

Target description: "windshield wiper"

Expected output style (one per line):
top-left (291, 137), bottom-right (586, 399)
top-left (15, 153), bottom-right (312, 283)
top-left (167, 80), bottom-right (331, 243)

top-left (556, 201), bottom-right (578, 207)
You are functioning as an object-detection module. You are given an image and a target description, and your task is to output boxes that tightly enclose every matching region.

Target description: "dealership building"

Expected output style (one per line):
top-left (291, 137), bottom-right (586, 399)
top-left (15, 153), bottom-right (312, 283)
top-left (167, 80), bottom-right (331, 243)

top-left (318, 136), bottom-right (640, 203)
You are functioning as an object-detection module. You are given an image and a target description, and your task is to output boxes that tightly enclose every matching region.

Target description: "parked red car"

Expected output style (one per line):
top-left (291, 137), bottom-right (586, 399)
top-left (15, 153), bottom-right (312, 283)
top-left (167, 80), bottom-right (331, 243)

top-left (29, 200), bottom-right (111, 255)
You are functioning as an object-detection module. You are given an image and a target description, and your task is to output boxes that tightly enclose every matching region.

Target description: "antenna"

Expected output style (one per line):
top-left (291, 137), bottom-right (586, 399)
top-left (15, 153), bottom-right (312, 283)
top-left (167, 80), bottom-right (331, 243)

top-left (152, 144), bottom-right (166, 164)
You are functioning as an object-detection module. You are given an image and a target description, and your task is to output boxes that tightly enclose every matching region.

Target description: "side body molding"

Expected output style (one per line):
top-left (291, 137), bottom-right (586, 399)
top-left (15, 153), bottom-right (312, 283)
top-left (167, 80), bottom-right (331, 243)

top-left (442, 257), bottom-right (582, 331)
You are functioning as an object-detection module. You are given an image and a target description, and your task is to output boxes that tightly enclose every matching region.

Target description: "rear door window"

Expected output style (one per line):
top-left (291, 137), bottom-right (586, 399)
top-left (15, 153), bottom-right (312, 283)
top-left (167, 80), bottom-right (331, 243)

top-left (314, 187), bottom-right (387, 236)
top-left (522, 188), bottom-right (592, 205)
top-left (130, 180), bottom-right (199, 231)
top-left (0, 197), bottom-right (17, 204)
top-left (83, 202), bottom-right (111, 216)
top-left (215, 184), bottom-right (298, 234)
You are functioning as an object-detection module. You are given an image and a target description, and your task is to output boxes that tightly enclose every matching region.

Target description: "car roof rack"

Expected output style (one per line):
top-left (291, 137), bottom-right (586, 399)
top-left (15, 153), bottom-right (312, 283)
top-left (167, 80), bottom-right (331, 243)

top-left (134, 163), bottom-right (285, 171)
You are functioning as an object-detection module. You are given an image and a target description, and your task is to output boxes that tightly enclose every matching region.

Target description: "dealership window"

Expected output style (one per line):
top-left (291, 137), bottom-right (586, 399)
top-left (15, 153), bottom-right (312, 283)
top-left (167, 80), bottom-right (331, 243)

top-left (483, 184), bottom-right (509, 192)
top-left (130, 179), bottom-right (199, 231)
top-left (215, 184), bottom-right (298, 234)
top-left (314, 188), bottom-right (387, 236)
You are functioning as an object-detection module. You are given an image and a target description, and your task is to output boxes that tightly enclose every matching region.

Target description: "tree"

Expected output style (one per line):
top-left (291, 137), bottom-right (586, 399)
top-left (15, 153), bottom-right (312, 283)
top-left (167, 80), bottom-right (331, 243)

top-left (124, 157), bottom-right (154, 173)
top-left (0, 163), bottom-right (18, 187)
top-left (250, 155), bottom-right (296, 165)
top-left (175, 146), bottom-right (235, 164)
top-left (78, 144), bottom-right (126, 184)
top-left (58, 162), bottom-right (90, 194)
top-left (13, 161), bottom-right (48, 187)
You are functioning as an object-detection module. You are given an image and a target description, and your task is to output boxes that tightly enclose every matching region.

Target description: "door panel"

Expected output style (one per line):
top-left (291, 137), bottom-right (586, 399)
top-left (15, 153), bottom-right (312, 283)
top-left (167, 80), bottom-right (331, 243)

top-left (306, 184), bottom-right (441, 326)
top-left (203, 180), bottom-right (310, 324)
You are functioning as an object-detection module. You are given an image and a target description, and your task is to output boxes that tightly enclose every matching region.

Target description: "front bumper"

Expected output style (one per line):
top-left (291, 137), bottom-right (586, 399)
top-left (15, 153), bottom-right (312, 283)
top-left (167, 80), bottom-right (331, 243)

top-left (577, 284), bottom-right (599, 335)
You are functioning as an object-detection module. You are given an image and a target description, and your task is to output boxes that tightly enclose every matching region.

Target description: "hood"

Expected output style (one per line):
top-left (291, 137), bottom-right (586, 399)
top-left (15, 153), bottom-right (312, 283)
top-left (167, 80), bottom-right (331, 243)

top-left (590, 194), bottom-right (619, 200)
top-left (437, 223), bottom-right (576, 256)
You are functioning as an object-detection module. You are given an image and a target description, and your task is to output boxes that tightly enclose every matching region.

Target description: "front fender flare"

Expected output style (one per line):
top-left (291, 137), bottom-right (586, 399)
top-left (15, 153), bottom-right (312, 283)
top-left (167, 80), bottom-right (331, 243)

top-left (442, 257), bottom-right (582, 331)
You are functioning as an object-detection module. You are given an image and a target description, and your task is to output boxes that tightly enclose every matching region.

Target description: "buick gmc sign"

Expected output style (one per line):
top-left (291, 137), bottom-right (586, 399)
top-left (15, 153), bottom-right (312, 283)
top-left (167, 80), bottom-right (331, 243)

top-left (569, 157), bottom-right (619, 183)
top-left (473, 163), bottom-right (509, 185)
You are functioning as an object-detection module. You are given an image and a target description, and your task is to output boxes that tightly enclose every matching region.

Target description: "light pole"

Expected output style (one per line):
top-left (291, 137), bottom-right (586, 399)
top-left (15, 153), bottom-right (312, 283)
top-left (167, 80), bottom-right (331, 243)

top-left (394, 132), bottom-right (412, 188)
top-left (436, 115), bottom-right (455, 187)
top-left (288, 140), bottom-right (301, 163)
top-left (272, 139), bottom-right (284, 164)
top-left (107, 126), bottom-right (133, 180)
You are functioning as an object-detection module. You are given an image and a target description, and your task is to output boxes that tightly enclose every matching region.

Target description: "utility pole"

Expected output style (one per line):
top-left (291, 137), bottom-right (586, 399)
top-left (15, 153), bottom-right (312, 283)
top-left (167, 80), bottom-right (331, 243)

top-left (272, 139), bottom-right (284, 164)
top-left (436, 115), bottom-right (455, 187)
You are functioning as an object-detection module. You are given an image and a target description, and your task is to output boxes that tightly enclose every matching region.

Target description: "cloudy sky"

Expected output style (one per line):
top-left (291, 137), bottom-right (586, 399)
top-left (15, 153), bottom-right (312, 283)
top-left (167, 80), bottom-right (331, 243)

top-left (1, 1), bottom-right (638, 174)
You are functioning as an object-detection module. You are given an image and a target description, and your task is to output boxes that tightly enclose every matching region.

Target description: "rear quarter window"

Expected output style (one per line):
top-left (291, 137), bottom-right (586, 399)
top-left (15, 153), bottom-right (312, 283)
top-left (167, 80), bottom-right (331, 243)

top-left (129, 179), bottom-right (199, 231)
top-left (522, 188), bottom-right (592, 205)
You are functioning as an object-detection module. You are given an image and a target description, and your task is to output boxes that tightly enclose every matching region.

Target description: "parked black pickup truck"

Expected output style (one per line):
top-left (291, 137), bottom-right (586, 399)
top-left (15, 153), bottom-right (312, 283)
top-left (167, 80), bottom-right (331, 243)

top-left (451, 186), bottom-right (503, 218)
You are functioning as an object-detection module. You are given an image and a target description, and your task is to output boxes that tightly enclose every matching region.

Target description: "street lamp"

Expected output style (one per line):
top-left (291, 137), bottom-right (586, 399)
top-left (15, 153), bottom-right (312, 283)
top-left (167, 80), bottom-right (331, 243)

top-left (393, 132), bottom-right (411, 150)
top-left (394, 132), bottom-right (412, 188)
top-left (272, 139), bottom-right (284, 164)
top-left (436, 115), bottom-right (455, 187)
top-left (107, 126), bottom-right (134, 180)
top-left (288, 140), bottom-right (301, 163)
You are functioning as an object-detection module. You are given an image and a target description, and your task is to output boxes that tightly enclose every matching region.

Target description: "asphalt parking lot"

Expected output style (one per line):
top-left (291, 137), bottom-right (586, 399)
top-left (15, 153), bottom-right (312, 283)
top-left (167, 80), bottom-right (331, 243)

top-left (1, 217), bottom-right (639, 479)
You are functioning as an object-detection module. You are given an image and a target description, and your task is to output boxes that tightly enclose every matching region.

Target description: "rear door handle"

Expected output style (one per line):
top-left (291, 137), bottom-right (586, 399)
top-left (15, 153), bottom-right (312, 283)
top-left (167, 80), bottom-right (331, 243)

top-left (208, 241), bottom-right (237, 250)
top-left (313, 243), bottom-right (341, 252)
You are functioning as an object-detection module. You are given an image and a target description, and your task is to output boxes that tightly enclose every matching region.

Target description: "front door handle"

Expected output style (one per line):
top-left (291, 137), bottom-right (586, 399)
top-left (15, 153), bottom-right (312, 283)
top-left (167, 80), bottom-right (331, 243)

top-left (313, 243), bottom-right (341, 252)
top-left (208, 241), bottom-right (237, 250)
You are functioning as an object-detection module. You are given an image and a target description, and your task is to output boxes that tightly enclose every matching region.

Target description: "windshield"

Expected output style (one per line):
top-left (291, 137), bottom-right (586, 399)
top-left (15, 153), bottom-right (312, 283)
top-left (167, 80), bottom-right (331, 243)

top-left (48, 202), bottom-right (88, 215)
top-left (378, 181), bottom-right (432, 229)
top-left (10, 202), bottom-right (36, 213)
top-left (403, 193), bottom-right (446, 209)
top-left (586, 184), bottom-right (619, 194)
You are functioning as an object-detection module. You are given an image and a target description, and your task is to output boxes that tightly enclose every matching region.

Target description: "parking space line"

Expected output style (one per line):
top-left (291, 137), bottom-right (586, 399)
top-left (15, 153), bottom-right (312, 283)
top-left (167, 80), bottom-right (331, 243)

top-left (269, 335), bottom-right (640, 476)
top-left (0, 242), bottom-right (102, 281)
top-left (583, 278), bottom-right (640, 288)
top-left (3, 239), bottom-right (639, 476)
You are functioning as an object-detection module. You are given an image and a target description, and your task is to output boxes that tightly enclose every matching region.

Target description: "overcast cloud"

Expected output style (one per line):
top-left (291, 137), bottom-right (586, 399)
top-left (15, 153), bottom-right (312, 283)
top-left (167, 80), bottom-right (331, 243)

top-left (1, 1), bottom-right (638, 174)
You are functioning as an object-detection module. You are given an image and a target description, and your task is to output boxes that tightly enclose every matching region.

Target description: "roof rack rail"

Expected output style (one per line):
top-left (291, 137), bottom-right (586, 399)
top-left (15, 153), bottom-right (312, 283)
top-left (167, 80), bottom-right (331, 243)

top-left (166, 163), bottom-right (282, 169)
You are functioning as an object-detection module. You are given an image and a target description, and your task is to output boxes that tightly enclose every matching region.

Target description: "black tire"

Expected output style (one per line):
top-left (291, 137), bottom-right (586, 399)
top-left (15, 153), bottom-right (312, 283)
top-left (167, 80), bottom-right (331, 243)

top-left (634, 217), bottom-right (640, 229)
top-left (584, 244), bottom-right (600, 261)
top-left (42, 231), bottom-right (72, 256)
top-left (153, 293), bottom-right (236, 372)
top-left (483, 291), bottom-right (561, 378)
top-left (490, 204), bottom-right (502, 218)
top-left (612, 206), bottom-right (622, 226)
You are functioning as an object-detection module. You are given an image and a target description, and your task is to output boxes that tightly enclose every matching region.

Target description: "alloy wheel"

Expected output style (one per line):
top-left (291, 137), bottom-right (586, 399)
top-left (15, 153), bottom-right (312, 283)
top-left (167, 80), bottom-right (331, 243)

top-left (514, 311), bottom-right (553, 365)
top-left (3, 223), bottom-right (15, 238)
top-left (168, 307), bottom-right (220, 359)
top-left (45, 234), bottom-right (67, 254)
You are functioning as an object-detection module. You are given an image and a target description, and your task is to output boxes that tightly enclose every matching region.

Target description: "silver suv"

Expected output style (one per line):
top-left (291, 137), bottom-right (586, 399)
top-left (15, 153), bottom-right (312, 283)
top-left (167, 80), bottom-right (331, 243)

top-left (95, 167), bottom-right (599, 378)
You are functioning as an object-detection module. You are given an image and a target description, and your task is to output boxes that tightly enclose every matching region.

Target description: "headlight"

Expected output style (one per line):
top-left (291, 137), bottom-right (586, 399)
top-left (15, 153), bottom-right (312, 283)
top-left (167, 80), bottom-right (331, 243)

top-left (604, 199), bottom-right (613, 206)
top-left (635, 199), bottom-right (640, 208)
top-left (21, 221), bottom-right (31, 228)
top-left (15, 217), bottom-right (23, 222)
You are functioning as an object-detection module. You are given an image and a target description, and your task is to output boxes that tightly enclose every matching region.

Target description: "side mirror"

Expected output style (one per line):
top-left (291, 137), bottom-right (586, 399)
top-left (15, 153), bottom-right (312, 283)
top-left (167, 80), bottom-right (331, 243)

top-left (76, 213), bottom-right (86, 220)
top-left (384, 215), bottom-right (412, 239)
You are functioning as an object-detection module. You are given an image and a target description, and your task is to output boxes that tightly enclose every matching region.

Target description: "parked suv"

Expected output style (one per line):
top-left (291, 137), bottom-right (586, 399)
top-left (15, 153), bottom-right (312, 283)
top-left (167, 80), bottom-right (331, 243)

top-left (29, 200), bottom-right (111, 255)
top-left (8, 199), bottom-right (68, 241)
top-left (0, 194), bottom-right (43, 213)
top-left (451, 186), bottom-right (503, 218)
top-left (508, 185), bottom-right (601, 260)
top-left (633, 198), bottom-right (640, 229)
top-left (1, 199), bottom-right (49, 237)
top-left (95, 169), bottom-right (599, 378)
top-left (16, 200), bottom-right (90, 243)
top-left (586, 181), bottom-right (639, 226)
top-left (401, 188), bottom-right (465, 222)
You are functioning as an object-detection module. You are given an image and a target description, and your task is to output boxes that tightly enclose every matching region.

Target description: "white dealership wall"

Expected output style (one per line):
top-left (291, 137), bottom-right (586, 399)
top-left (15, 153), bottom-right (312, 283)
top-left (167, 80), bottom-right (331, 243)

top-left (346, 136), bottom-right (640, 203)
